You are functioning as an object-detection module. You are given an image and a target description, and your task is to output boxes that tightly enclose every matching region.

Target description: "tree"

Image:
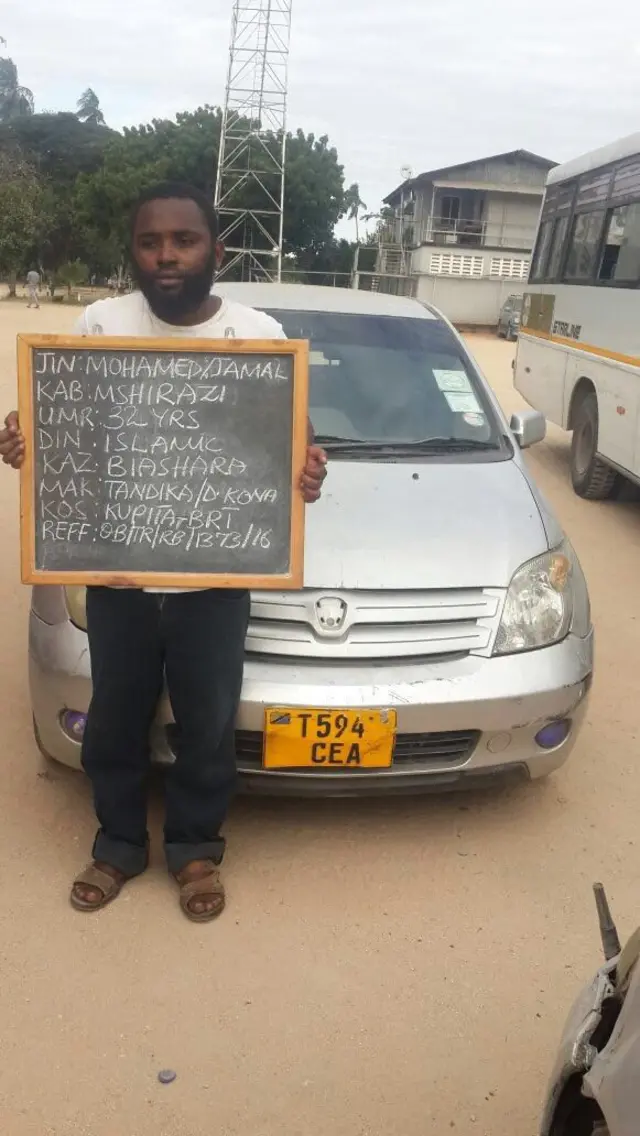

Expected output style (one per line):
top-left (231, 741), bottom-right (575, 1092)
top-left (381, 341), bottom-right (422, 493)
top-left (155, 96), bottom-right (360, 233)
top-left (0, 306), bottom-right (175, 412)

top-left (344, 183), bottom-right (367, 245)
top-left (55, 259), bottom-right (89, 297)
top-left (0, 112), bottom-right (114, 274)
top-left (74, 109), bottom-right (347, 272)
top-left (282, 131), bottom-right (345, 256)
top-left (0, 149), bottom-right (43, 294)
top-left (77, 88), bottom-right (105, 127)
top-left (0, 102), bottom-right (349, 282)
top-left (0, 54), bottom-right (34, 121)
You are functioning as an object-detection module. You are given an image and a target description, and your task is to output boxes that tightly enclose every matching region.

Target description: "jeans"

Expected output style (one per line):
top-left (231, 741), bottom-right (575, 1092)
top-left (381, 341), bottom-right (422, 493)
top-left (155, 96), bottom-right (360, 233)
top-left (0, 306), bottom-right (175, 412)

top-left (81, 587), bottom-right (250, 876)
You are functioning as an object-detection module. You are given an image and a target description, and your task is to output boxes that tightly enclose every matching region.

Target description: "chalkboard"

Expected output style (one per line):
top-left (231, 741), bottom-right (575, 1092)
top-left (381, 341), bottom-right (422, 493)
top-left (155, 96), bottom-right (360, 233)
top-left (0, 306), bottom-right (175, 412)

top-left (17, 334), bottom-right (309, 589)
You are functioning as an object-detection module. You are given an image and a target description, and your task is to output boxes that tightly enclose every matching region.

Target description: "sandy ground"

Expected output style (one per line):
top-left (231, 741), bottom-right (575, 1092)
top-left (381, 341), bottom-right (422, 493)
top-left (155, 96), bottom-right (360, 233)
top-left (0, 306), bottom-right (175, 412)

top-left (0, 299), bottom-right (638, 1136)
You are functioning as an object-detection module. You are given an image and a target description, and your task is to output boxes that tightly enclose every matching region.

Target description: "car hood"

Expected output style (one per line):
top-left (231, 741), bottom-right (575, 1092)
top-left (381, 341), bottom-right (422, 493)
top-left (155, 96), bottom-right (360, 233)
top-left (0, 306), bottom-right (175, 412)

top-left (303, 458), bottom-right (548, 590)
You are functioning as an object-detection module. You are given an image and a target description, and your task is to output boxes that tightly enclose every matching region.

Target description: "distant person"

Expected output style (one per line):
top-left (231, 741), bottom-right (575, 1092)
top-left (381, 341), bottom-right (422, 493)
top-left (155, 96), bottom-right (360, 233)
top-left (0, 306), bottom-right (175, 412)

top-left (26, 269), bottom-right (40, 309)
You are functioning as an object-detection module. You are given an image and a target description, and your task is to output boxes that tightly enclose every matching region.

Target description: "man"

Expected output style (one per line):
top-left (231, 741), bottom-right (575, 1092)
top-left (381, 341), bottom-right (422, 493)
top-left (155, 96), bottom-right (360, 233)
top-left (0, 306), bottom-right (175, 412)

top-left (1, 183), bottom-right (327, 922)
top-left (26, 268), bottom-right (40, 309)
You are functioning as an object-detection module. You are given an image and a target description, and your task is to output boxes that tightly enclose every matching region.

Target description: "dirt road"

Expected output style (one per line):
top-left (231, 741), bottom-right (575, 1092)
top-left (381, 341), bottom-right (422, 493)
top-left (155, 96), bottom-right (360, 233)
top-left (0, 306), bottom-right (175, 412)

top-left (0, 302), bottom-right (638, 1136)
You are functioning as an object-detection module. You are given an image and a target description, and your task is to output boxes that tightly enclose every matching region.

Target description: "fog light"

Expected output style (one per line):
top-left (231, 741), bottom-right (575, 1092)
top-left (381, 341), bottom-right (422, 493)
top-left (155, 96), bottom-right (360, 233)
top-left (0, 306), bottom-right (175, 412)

top-left (535, 719), bottom-right (571, 749)
top-left (60, 710), bottom-right (87, 741)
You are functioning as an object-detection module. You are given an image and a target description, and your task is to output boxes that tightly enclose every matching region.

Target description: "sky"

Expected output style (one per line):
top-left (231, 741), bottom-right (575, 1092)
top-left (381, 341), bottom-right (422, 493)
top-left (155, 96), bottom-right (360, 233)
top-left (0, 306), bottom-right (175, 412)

top-left (3, 0), bottom-right (640, 237)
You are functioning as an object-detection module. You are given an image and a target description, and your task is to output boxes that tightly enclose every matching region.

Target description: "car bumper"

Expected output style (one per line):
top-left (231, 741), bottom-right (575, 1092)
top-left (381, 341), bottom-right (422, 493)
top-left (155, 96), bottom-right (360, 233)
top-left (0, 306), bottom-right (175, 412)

top-left (29, 609), bottom-right (593, 793)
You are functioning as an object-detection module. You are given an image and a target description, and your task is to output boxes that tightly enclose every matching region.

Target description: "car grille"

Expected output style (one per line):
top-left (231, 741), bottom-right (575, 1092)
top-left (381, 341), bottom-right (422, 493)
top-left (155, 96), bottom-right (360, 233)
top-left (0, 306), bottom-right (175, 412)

top-left (247, 588), bottom-right (502, 661)
top-left (233, 728), bottom-right (480, 772)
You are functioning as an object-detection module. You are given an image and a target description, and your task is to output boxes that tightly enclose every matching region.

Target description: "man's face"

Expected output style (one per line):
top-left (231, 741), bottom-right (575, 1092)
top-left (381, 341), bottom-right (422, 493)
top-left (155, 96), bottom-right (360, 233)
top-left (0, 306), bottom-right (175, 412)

top-left (131, 197), bottom-right (222, 321)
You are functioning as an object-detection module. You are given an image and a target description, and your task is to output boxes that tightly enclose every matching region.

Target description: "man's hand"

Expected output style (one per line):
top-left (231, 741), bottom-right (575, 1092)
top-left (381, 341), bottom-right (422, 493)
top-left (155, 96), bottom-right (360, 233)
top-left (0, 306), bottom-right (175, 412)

top-left (0, 412), bottom-right (25, 469)
top-left (300, 445), bottom-right (327, 503)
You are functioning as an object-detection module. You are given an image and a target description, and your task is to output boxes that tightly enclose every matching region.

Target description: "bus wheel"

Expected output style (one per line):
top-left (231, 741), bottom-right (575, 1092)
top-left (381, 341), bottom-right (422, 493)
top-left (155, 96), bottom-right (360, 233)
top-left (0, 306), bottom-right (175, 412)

top-left (571, 392), bottom-right (617, 500)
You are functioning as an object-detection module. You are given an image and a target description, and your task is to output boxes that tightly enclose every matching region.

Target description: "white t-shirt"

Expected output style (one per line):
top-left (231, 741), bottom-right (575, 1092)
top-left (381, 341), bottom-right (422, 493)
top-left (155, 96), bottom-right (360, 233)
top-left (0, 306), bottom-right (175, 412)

top-left (74, 290), bottom-right (287, 593)
top-left (73, 289), bottom-right (285, 341)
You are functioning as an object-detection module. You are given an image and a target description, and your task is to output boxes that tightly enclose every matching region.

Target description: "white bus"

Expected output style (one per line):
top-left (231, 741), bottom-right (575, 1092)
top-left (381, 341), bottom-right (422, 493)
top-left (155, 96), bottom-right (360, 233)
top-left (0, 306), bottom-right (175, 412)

top-left (514, 133), bottom-right (640, 499)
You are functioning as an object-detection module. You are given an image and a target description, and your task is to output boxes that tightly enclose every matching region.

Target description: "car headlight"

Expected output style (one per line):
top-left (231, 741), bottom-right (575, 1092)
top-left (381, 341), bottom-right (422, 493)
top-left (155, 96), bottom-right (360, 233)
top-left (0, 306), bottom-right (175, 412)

top-left (493, 542), bottom-right (590, 655)
top-left (65, 586), bottom-right (87, 631)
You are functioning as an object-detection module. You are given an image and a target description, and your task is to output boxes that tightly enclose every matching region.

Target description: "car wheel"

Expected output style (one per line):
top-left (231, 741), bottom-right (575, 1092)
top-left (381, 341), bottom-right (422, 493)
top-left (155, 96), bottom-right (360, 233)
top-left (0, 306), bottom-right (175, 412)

top-left (570, 392), bottom-right (617, 500)
top-left (552, 1102), bottom-right (610, 1136)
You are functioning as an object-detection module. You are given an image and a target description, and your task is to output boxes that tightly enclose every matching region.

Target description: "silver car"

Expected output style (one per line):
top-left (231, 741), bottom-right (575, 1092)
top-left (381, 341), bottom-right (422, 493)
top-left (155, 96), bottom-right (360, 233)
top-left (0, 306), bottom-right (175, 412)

top-left (29, 283), bottom-right (593, 792)
top-left (540, 886), bottom-right (640, 1136)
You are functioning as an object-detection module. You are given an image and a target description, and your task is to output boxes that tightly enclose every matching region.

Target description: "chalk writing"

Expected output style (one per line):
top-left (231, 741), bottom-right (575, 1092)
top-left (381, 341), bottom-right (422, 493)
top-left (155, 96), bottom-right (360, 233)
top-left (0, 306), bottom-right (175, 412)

top-left (30, 346), bottom-right (297, 578)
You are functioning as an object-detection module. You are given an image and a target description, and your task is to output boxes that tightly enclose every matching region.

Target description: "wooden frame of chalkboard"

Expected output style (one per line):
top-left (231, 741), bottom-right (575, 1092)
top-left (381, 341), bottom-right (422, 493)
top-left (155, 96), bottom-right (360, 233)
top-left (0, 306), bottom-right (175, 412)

top-left (17, 334), bottom-right (309, 590)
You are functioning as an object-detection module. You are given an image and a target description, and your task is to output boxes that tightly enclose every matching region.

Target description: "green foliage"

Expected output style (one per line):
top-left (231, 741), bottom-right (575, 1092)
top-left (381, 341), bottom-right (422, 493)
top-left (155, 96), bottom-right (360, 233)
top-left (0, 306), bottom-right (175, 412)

top-left (0, 112), bottom-right (113, 182)
top-left (343, 182), bottom-right (367, 243)
top-left (55, 259), bottom-right (89, 293)
top-left (0, 150), bottom-right (43, 287)
top-left (0, 112), bottom-right (116, 274)
top-left (77, 88), bottom-right (105, 127)
top-left (283, 131), bottom-right (345, 254)
top-left (0, 98), bottom-right (352, 282)
top-left (0, 54), bottom-right (34, 122)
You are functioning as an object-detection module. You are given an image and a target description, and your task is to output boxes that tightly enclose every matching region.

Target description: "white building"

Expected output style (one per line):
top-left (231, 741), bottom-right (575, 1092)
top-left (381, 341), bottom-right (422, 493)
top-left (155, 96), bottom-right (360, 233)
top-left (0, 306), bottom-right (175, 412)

top-left (381, 149), bottom-right (556, 325)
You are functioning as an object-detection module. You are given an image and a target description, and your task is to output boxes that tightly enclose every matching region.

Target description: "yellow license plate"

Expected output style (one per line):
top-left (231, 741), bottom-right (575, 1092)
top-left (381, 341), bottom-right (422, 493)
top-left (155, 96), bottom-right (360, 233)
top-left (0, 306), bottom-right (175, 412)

top-left (263, 708), bottom-right (397, 770)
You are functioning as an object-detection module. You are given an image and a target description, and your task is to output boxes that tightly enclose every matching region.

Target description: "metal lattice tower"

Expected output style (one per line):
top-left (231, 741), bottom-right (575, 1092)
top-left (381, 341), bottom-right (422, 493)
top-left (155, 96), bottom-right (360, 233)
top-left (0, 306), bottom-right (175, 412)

top-left (214, 0), bottom-right (293, 281)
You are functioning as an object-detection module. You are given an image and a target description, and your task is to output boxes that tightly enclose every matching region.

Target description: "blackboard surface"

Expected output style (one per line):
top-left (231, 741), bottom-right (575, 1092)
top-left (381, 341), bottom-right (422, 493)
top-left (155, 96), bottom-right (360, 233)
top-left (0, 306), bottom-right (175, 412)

top-left (18, 335), bottom-right (308, 588)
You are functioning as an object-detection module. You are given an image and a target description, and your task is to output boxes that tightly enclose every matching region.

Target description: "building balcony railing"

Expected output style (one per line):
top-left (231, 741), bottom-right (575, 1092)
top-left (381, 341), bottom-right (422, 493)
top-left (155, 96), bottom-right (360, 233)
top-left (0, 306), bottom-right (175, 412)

top-left (381, 217), bottom-right (537, 252)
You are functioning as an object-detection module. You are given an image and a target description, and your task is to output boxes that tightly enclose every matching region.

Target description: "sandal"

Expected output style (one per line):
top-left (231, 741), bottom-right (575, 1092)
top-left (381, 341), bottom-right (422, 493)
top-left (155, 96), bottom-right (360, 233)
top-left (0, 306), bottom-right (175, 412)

top-left (70, 863), bottom-right (128, 913)
top-left (174, 861), bottom-right (226, 923)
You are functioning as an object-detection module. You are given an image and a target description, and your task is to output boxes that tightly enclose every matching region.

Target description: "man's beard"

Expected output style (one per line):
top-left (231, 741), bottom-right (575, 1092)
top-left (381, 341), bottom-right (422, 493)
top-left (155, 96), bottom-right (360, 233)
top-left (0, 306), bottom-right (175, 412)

top-left (133, 256), bottom-right (216, 322)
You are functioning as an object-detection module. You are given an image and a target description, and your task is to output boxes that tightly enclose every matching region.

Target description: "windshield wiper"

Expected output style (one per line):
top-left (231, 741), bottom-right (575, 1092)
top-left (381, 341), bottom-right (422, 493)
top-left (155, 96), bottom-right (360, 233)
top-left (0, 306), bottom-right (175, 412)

top-left (316, 435), bottom-right (499, 454)
top-left (395, 437), bottom-right (499, 452)
top-left (315, 435), bottom-right (379, 448)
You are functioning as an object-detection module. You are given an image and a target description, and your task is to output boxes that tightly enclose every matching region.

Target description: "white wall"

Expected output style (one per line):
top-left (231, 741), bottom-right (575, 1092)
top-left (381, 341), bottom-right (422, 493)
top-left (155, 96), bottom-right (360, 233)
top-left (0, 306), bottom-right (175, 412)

top-left (416, 276), bottom-right (523, 326)
top-left (409, 245), bottom-right (530, 276)
top-left (484, 193), bottom-right (540, 247)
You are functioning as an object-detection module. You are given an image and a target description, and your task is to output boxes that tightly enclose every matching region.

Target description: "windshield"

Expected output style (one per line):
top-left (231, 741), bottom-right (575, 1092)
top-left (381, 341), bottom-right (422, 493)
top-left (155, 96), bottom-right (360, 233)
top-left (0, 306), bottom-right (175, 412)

top-left (264, 309), bottom-right (505, 453)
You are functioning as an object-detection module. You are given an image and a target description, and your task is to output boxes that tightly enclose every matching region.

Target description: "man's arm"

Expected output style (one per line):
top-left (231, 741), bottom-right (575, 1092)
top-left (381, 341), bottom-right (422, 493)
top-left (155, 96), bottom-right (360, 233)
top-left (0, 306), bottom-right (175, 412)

top-left (1, 308), bottom-right (90, 468)
top-left (0, 411), bottom-right (24, 468)
top-left (302, 418), bottom-right (327, 503)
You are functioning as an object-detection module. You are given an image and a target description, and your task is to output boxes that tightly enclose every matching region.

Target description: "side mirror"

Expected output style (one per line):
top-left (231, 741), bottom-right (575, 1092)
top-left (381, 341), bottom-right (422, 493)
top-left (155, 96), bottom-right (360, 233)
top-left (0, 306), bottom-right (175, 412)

top-left (510, 410), bottom-right (546, 449)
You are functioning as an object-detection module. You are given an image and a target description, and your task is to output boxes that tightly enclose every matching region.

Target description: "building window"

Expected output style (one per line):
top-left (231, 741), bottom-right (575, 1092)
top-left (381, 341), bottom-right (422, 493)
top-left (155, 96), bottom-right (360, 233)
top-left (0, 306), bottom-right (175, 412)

top-left (489, 257), bottom-right (530, 279)
top-left (429, 253), bottom-right (484, 277)
top-left (440, 196), bottom-right (461, 223)
top-left (564, 210), bottom-right (606, 281)
top-left (598, 203), bottom-right (640, 283)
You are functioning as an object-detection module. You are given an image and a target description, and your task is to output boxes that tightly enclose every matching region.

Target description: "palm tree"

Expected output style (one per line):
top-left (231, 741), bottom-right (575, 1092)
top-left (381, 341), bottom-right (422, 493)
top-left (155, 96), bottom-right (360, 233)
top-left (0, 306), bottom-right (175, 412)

top-left (0, 53), bottom-right (34, 122)
top-left (344, 183), bottom-right (368, 245)
top-left (76, 88), bottom-right (106, 126)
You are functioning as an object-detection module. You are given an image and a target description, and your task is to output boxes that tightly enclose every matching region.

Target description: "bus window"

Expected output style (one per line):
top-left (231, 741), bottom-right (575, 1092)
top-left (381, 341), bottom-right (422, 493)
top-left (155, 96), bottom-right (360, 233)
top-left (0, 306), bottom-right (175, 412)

top-left (564, 210), bottom-right (606, 281)
top-left (598, 203), bottom-right (640, 283)
top-left (515, 132), bottom-right (640, 500)
top-left (546, 216), bottom-right (570, 280)
top-left (531, 219), bottom-right (554, 281)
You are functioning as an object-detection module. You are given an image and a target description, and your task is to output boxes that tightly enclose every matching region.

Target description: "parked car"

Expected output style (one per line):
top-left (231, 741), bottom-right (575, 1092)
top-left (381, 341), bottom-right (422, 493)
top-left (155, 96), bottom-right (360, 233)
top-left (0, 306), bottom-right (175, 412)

top-left (497, 294), bottom-right (523, 340)
top-left (540, 887), bottom-right (639, 1136)
top-left (29, 283), bottom-right (593, 793)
